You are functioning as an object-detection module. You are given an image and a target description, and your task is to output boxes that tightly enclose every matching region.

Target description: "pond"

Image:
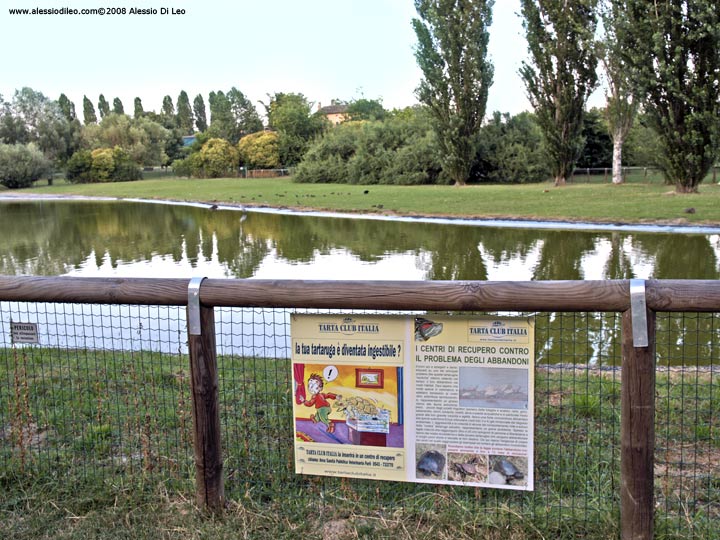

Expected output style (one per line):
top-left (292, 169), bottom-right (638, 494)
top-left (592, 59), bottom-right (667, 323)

top-left (1, 199), bottom-right (719, 365)
top-left (2, 199), bottom-right (720, 280)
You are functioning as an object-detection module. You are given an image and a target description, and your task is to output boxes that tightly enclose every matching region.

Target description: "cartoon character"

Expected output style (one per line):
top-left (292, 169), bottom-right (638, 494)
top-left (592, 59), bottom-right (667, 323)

top-left (300, 373), bottom-right (340, 433)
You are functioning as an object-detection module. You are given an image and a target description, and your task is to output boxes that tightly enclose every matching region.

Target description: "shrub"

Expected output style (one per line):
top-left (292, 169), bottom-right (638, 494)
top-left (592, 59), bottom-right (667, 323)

top-left (293, 112), bottom-right (441, 185)
top-left (65, 150), bottom-right (93, 183)
top-left (238, 131), bottom-right (280, 169)
top-left (65, 147), bottom-right (141, 183)
top-left (0, 143), bottom-right (51, 189)
top-left (195, 138), bottom-right (239, 178)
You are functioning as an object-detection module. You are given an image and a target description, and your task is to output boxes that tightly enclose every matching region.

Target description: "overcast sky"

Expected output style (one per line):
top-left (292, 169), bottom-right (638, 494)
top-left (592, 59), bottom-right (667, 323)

top-left (1, 0), bottom-right (605, 118)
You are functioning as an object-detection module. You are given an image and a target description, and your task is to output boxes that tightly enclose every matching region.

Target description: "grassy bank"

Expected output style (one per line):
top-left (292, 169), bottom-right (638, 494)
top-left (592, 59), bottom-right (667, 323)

top-left (7, 176), bottom-right (720, 225)
top-left (1, 344), bottom-right (717, 539)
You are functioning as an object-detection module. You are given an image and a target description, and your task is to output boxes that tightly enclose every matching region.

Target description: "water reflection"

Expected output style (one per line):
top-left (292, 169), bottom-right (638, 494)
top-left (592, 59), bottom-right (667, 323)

top-left (1, 200), bottom-right (719, 365)
top-left (1, 200), bottom-right (719, 280)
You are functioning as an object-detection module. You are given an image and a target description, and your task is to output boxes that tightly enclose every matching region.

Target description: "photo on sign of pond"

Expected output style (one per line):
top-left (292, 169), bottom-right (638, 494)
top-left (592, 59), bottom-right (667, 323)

top-left (458, 367), bottom-right (529, 410)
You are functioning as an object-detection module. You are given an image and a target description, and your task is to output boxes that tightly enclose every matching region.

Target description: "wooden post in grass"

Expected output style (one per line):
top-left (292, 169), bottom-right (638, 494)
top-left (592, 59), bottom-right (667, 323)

top-left (620, 306), bottom-right (656, 540)
top-left (187, 300), bottom-right (224, 511)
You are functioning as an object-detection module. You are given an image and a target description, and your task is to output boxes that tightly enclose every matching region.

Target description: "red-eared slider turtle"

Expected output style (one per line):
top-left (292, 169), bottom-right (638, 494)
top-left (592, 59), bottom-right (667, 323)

top-left (493, 458), bottom-right (524, 482)
top-left (417, 450), bottom-right (446, 477)
top-left (415, 318), bottom-right (443, 341)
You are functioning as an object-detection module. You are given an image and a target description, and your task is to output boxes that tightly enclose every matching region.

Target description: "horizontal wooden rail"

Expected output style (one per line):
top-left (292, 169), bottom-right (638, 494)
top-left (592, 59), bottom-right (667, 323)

top-left (1, 276), bottom-right (719, 313)
top-left (0, 276), bottom-right (629, 311)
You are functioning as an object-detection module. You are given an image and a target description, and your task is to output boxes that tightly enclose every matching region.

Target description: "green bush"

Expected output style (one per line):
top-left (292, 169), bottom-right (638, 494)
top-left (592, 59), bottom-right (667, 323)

top-left (475, 112), bottom-right (550, 183)
top-left (0, 143), bottom-right (51, 188)
top-left (293, 111), bottom-right (441, 185)
top-left (238, 131), bottom-right (280, 169)
top-left (65, 147), bottom-right (141, 183)
top-left (170, 138), bottom-right (238, 179)
top-left (65, 150), bottom-right (93, 183)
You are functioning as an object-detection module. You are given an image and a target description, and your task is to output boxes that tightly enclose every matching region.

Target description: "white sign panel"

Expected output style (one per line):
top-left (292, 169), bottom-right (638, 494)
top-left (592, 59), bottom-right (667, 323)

top-left (10, 322), bottom-right (39, 344)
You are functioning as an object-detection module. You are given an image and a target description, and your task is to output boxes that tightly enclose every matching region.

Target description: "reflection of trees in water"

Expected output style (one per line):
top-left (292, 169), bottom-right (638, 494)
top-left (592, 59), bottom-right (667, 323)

top-left (532, 231), bottom-right (597, 280)
top-left (3, 200), bottom-right (719, 282)
top-left (630, 234), bottom-right (719, 279)
top-left (1, 200), bottom-right (718, 364)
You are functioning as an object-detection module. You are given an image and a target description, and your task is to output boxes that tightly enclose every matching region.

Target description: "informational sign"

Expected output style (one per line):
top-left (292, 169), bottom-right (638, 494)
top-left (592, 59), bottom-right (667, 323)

top-left (10, 321), bottom-right (39, 345)
top-left (292, 314), bottom-right (534, 490)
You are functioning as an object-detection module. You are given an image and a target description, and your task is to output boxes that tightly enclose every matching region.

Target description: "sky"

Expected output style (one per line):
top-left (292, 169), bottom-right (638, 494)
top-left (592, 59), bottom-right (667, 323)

top-left (0, 0), bottom-right (605, 119)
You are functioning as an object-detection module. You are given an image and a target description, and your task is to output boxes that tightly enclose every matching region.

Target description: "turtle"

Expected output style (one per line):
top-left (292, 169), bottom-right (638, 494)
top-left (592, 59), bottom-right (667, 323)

top-left (451, 461), bottom-right (479, 478)
top-left (493, 458), bottom-right (524, 482)
top-left (417, 450), bottom-right (446, 477)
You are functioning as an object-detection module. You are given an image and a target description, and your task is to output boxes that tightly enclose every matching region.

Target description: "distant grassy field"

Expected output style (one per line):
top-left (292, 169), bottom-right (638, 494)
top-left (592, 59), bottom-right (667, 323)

top-left (9, 175), bottom-right (720, 226)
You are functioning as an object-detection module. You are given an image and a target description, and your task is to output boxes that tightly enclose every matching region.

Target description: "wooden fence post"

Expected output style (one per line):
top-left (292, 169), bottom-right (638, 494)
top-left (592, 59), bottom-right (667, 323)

top-left (187, 279), bottom-right (224, 511)
top-left (621, 305), bottom-right (656, 540)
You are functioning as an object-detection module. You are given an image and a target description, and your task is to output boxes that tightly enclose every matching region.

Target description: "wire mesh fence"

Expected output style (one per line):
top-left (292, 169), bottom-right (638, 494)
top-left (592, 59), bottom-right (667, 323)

top-left (0, 300), bottom-right (718, 538)
top-left (568, 166), bottom-right (719, 185)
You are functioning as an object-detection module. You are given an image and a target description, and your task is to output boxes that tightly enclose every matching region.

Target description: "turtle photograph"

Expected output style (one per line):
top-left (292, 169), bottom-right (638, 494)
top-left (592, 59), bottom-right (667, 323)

top-left (447, 452), bottom-right (489, 483)
top-left (415, 443), bottom-right (447, 480)
top-left (488, 455), bottom-right (528, 486)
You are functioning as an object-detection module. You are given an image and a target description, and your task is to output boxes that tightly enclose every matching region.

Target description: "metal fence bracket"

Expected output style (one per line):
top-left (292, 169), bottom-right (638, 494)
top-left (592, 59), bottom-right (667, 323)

top-left (188, 277), bottom-right (207, 336)
top-left (630, 279), bottom-right (649, 347)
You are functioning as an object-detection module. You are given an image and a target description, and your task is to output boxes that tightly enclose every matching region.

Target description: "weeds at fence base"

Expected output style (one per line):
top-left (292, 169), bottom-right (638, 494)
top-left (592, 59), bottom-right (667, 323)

top-left (1, 343), bottom-right (717, 539)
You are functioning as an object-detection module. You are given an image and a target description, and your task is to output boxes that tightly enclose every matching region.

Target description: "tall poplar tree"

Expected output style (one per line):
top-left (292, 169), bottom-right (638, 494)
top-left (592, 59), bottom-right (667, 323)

top-left (193, 94), bottom-right (207, 132)
top-left (176, 90), bottom-right (194, 134)
top-left (520, 0), bottom-right (599, 186)
top-left (617, 0), bottom-right (720, 193)
top-left (58, 94), bottom-right (76, 122)
top-left (133, 97), bottom-right (144, 119)
top-left (97, 94), bottom-right (110, 119)
top-left (82, 95), bottom-right (97, 125)
top-left (412, 0), bottom-right (494, 186)
top-left (601, 0), bottom-right (637, 185)
top-left (112, 97), bottom-right (125, 115)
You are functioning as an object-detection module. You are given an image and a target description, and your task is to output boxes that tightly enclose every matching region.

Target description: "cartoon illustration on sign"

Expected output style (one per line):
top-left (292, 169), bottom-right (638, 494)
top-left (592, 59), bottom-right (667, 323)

top-left (293, 363), bottom-right (404, 447)
top-left (299, 373), bottom-right (341, 433)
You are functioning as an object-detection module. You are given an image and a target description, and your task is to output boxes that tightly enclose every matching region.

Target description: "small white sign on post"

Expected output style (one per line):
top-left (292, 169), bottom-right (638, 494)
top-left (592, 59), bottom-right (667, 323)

top-left (10, 322), bottom-right (39, 345)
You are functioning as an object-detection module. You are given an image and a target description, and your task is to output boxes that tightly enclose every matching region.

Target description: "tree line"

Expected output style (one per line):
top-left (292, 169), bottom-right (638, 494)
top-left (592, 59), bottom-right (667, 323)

top-left (1, 0), bottom-right (717, 193)
top-left (412, 0), bottom-right (719, 192)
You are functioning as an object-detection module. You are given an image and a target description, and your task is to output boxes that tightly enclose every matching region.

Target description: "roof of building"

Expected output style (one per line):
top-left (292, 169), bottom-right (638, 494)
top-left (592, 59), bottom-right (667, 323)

top-left (318, 104), bottom-right (349, 115)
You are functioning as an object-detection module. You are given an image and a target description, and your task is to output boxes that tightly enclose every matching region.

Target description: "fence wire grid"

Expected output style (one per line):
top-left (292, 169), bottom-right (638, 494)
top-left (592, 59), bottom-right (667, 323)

top-left (0, 302), bottom-right (717, 538)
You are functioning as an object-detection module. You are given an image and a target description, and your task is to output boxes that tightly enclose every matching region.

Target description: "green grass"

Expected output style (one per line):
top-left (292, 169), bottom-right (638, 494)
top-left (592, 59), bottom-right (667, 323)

top-left (9, 175), bottom-right (720, 226)
top-left (1, 346), bottom-right (717, 539)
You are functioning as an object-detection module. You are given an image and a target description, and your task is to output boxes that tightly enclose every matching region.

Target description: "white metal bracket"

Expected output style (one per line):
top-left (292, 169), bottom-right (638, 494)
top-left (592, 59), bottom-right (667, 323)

top-left (188, 277), bottom-right (207, 336)
top-left (630, 279), bottom-right (649, 347)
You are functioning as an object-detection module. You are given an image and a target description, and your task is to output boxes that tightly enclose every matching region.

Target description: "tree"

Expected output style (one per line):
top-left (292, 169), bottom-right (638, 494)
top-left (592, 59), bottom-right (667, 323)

top-left (0, 143), bottom-right (51, 188)
top-left (227, 87), bottom-right (263, 137)
top-left (0, 88), bottom-right (78, 166)
top-left (193, 94), bottom-right (207, 132)
top-left (133, 97), bottom-right (144, 119)
top-left (519, 0), bottom-right (599, 186)
top-left (161, 95), bottom-right (175, 119)
top-left (238, 131), bottom-right (280, 169)
top-left (176, 90), bottom-right (194, 135)
top-left (186, 138), bottom-right (239, 178)
top-left (112, 97), bottom-right (124, 115)
top-left (617, 1), bottom-right (720, 193)
top-left (263, 92), bottom-right (326, 165)
top-left (475, 111), bottom-right (550, 183)
top-left (412, 0), bottom-right (494, 186)
top-left (600, 0), bottom-right (638, 184)
top-left (207, 88), bottom-right (262, 143)
top-left (577, 108), bottom-right (613, 168)
top-left (97, 94), bottom-right (110, 119)
top-left (82, 113), bottom-right (170, 166)
top-left (346, 98), bottom-right (388, 121)
top-left (58, 94), bottom-right (76, 122)
top-left (83, 95), bottom-right (97, 125)
top-left (66, 146), bottom-right (141, 183)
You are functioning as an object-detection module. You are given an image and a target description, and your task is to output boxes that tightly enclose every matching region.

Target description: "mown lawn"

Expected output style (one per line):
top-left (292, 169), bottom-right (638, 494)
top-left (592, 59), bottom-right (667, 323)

top-left (7, 175), bottom-right (720, 226)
